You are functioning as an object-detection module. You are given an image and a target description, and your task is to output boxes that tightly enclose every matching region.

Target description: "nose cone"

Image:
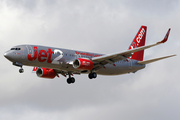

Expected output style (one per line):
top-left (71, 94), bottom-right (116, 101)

top-left (4, 51), bottom-right (14, 61)
top-left (4, 52), bottom-right (9, 58)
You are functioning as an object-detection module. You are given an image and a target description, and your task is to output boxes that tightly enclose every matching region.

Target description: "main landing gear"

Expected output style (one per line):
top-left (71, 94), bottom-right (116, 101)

top-left (88, 72), bottom-right (97, 79)
top-left (67, 74), bottom-right (75, 84)
top-left (66, 72), bottom-right (97, 84)
top-left (13, 62), bottom-right (24, 73)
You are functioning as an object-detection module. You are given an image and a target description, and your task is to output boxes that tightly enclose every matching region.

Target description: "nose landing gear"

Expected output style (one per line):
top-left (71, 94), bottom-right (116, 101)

top-left (19, 68), bottom-right (24, 73)
top-left (13, 62), bottom-right (24, 73)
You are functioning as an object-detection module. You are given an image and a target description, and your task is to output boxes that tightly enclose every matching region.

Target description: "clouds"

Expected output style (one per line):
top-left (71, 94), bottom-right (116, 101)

top-left (123, 0), bottom-right (179, 15)
top-left (0, 0), bottom-right (180, 120)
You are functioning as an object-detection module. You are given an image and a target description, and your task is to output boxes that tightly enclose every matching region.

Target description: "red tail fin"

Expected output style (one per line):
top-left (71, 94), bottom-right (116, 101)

top-left (128, 26), bottom-right (147, 61)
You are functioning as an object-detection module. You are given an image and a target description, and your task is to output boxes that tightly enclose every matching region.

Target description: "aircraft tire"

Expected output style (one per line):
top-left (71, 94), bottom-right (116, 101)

top-left (88, 73), bottom-right (93, 79)
top-left (92, 72), bottom-right (97, 78)
top-left (67, 78), bottom-right (72, 84)
top-left (88, 72), bottom-right (97, 79)
top-left (19, 68), bottom-right (24, 73)
top-left (71, 77), bottom-right (75, 83)
top-left (67, 77), bottom-right (75, 84)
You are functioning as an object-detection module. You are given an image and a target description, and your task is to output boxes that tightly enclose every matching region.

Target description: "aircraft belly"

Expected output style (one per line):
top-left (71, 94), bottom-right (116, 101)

top-left (96, 65), bottom-right (130, 75)
top-left (96, 62), bottom-right (145, 75)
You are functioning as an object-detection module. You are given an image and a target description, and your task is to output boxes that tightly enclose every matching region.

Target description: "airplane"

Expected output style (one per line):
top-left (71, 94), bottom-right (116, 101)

top-left (4, 26), bottom-right (176, 84)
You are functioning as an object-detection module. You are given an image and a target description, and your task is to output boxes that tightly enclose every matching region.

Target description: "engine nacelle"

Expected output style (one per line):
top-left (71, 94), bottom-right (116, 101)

top-left (73, 58), bottom-right (94, 70)
top-left (36, 68), bottom-right (57, 79)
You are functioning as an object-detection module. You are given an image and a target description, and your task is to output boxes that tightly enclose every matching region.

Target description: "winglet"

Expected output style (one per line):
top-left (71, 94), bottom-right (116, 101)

top-left (157, 28), bottom-right (171, 44)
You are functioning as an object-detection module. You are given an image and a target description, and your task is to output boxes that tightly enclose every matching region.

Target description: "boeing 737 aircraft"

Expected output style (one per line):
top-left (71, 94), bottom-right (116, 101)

top-left (4, 26), bottom-right (176, 84)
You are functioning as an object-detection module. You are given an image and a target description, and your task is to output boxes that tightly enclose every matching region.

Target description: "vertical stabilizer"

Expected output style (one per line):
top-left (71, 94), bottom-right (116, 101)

top-left (128, 26), bottom-right (147, 61)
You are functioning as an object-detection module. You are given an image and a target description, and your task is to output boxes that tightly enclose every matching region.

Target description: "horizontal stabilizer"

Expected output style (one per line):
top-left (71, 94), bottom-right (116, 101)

top-left (137, 54), bottom-right (176, 64)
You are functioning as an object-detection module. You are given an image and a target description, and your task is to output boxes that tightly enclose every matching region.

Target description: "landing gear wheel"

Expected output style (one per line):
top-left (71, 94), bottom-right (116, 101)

top-left (92, 72), bottom-right (97, 78)
top-left (88, 73), bottom-right (93, 79)
top-left (19, 68), bottom-right (24, 73)
top-left (88, 72), bottom-right (97, 79)
top-left (67, 78), bottom-right (71, 84)
top-left (71, 77), bottom-right (75, 83)
top-left (67, 77), bottom-right (75, 84)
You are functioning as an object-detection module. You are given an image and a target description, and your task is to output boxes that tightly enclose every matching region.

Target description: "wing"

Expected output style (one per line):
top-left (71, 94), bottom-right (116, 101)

top-left (92, 28), bottom-right (171, 70)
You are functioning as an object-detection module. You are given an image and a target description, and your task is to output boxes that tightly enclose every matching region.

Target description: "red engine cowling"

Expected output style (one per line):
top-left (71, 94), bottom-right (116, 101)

top-left (73, 58), bottom-right (94, 70)
top-left (36, 68), bottom-right (57, 79)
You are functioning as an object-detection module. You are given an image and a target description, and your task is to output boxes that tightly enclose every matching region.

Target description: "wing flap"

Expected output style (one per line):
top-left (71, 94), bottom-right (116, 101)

top-left (137, 54), bottom-right (176, 64)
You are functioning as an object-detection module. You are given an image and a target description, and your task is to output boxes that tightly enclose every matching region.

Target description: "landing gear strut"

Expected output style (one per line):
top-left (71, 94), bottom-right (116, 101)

top-left (88, 72), bottom-right (97, 79)
top-left (13, 62), bottom-right (24, 73)
top-left (67, 74), bottom-right (75, 84)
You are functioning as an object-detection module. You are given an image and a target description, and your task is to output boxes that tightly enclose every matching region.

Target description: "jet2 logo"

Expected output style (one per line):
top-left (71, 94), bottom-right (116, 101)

top-left (27, 46), bottom-right (63, 64)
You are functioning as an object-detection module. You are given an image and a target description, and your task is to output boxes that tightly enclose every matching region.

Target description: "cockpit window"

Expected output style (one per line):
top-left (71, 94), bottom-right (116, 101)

top-left (11, 48), bottom-right (21, 50)
top-left (11, 48), bottom-right (16, 50)
top-left (16, 48), bottom-right (21, 50)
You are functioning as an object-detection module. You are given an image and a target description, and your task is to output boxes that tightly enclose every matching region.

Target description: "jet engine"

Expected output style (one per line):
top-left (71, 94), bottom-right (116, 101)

top-left (73, 58), bottom-right (94, 70)
top-left (36, 67), bottom-right (57, 79)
